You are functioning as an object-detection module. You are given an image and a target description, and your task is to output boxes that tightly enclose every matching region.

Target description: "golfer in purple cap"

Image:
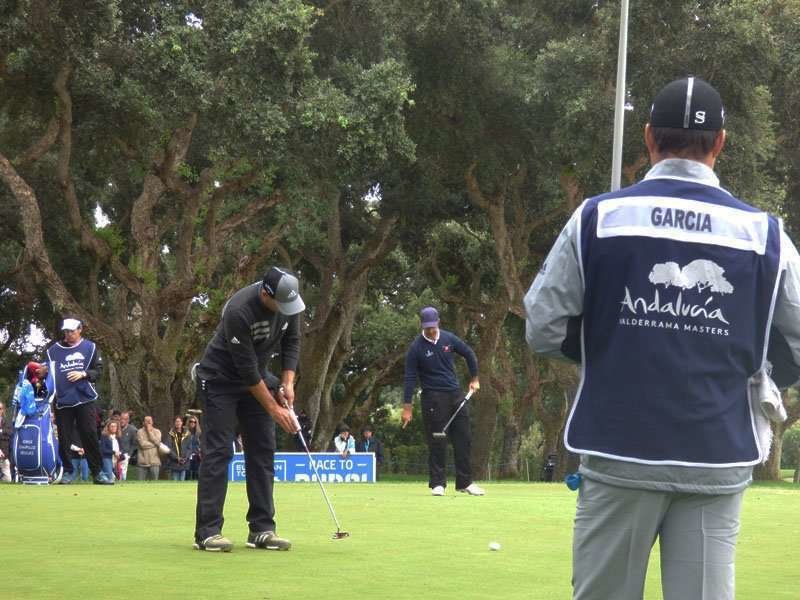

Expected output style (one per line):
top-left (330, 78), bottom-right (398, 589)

top-left (402, 306), bottom-right (484, 496)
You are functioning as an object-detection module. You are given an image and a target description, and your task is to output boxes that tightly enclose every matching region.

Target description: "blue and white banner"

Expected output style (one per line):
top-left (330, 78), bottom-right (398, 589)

top-left (228, 452), bottom-right (375, 483)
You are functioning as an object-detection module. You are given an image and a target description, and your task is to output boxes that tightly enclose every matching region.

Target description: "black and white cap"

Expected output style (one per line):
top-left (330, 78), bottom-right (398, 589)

top-left (262, 267), bottom-right (306, 316)
top-left (649, 76), bottom-right (725, 131)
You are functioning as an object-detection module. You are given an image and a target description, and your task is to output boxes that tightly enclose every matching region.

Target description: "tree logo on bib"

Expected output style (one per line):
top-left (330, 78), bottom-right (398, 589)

top-left (647, 260), bottom-right (733, 295)
top-left (619, 259), bottom-right (732, 336)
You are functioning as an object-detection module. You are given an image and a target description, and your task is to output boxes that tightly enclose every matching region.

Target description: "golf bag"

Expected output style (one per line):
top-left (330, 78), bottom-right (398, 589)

top-left (10, 362), bottom-right (63, 484)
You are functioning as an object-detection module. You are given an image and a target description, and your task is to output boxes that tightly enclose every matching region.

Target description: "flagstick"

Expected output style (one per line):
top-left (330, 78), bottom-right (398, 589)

top-left (610, 0), bottom-right (630, 192)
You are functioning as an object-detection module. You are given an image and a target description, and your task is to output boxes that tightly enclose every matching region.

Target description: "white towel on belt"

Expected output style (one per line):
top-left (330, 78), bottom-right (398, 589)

top-left (749, 362), bottom-right (787, 463)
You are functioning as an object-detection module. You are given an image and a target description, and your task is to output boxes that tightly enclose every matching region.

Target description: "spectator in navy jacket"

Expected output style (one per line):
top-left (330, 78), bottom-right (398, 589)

top-left (99, 420), bottom-right (121, 480)
top-left (186, 415), bottom-right (202, 480)
top-left (355, 425), bottom-right (384, 479)
top-left (354, 426), bottom-right (383, 460)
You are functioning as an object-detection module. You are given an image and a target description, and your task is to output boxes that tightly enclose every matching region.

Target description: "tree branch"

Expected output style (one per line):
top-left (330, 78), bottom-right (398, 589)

top-left (51, 62), bottom-right (143, 295)
top-left (216, 192), bottom-right (285, 245)
top-left (349, 215), bottom-right (398, 281)
top-left (14, 115), bottom-right (61, 166)
top-left (326, 188), bottom-right (344, 264)
top-left (465, 161), bottom-right (490, 209)
top-left (0, 150), bottom-right (121, 353)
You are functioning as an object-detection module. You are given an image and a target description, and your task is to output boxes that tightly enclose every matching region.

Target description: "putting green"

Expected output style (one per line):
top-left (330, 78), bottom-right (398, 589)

top-left (3, 480), bottom-right (797, 599)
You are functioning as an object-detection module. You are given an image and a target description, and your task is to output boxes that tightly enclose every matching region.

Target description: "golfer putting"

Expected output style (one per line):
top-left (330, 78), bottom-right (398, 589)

top-left (402, 306), bottom-right (484, 496)
top-left (193, 267), bottom-right (304, 552)
top-left (525, 77), bottom-right (800, 599)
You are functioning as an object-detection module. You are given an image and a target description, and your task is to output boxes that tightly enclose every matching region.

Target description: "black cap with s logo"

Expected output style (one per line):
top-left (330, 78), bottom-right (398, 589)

top-left (649, 76), bottom-right (725, 131)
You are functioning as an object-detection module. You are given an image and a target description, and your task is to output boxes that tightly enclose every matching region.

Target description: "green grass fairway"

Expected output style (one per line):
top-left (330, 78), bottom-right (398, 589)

top-left (4, 481), bottom-right (798, 599)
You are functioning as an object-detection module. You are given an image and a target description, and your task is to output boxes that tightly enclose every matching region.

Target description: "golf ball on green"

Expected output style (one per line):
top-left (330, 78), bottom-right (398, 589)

top-left (488, 541), bottom-right (501, 551)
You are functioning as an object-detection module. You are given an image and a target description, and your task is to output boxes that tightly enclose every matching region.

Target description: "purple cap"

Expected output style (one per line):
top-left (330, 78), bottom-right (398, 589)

top-left (420, 306), bottom-right (439, 328)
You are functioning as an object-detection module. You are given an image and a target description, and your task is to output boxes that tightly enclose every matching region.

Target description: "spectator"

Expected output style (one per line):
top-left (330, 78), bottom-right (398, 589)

top-left (136, 415), bottom-right (162, 481)
top-left (0, 401), bottom-right (11, 482)
top-left (186, 415), bottom-right (202, 481)
top-left (333, 426), bottom-right (355, 458)
top-left (41, 318), bottom-right (113, 485)
top-left (117, 411), bottom-right (138, 481)
top-left (100, 420), bottom-right (121, 480)
top-left (69, 429), bottom-right (90, 482)
top-left (165, 416), bottom-right (191, 481)
top-left (541, 454), bottom-right (556, 482)
top-left (355, 426), bottom-right (384, 476)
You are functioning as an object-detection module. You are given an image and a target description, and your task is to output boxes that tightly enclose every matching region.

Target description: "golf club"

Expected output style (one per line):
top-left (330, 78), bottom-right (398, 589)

top-left (289, 409), bottom-right (350, 540)
top-left (432, 390), bottom-right (474, 439)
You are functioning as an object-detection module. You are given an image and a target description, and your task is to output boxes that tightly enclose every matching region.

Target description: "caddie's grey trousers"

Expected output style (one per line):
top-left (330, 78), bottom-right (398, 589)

top-left (572, 477), bottom-right (743, 600)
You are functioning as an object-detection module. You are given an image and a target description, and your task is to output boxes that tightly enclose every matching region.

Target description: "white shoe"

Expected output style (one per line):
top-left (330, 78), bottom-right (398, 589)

top-left (458, 483), bottom-right (485, 496)
top-left (431, 485), bottom-right (445, 496)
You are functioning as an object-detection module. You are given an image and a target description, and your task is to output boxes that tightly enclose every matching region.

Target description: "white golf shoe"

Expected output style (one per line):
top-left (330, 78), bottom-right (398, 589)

top-left (431, 485), bottom-right (445, 496)
top-left (458, 483), bottom-right (486, 496)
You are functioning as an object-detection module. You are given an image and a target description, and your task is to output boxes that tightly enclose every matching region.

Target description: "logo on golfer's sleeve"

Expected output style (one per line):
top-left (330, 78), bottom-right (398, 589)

top-left (619, 259), bottom-right (733, 336)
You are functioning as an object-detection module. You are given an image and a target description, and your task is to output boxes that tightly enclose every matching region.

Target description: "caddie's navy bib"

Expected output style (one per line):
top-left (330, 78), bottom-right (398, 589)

top-left (565, 177), bottom-right (781, 466)
top-left (47, 339), bottom-right (99, 408)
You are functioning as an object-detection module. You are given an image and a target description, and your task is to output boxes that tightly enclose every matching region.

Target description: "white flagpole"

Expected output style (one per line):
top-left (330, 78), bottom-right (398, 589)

top-left (610, 0), bottom-right (630, 192)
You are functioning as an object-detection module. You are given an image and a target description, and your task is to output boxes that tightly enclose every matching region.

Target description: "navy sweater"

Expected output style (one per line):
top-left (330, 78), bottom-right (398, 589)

top-left (403, 329), bottom-right (478, 402)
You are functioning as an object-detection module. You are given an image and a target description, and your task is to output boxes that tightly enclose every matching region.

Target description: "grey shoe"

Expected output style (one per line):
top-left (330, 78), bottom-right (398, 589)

top-left (246, 531), bottom-right (292, 551)
top-left (193, 534), bottom-right (233, 552)
top-left (93, 472), bottom-right (115, 485)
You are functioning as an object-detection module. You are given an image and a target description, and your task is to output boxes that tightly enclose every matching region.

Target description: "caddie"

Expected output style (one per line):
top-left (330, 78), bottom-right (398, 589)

top-left (525, 77), bottom-right (800, 600)
top-left (43, 318), bottom-right (113, 485)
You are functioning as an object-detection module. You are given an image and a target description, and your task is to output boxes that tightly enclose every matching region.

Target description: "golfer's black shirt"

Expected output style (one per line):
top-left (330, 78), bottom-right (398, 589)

top-left (197, 282), bottom-right (300, 388)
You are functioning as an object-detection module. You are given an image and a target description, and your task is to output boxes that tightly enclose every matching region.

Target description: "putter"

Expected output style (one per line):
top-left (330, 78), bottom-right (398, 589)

top-left (432, 390), bottom-right (474, 439)
top-left (290, 410), bottom-right (350, 540)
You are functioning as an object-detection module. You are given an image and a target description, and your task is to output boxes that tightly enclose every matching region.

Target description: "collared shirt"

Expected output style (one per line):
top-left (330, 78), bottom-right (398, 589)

top-left (422, 329), bottom-right (441, 344)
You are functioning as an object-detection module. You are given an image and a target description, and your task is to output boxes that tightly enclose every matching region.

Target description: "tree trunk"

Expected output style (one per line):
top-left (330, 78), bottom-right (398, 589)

top-left (498, 415), bottom-right (521, 478)
top-left (470, 386), bottom-right (499, 480)
top-left (148, 367), bottom-right (177, 436)
top-left (107, 355), bottom-right (147, 415)
top-left (753, 421), bottom-right (788, 481)
top-left (468, 306), bottom-right (508, 480)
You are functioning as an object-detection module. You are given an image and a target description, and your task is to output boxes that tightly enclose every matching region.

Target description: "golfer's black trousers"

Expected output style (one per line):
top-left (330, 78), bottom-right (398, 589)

top-left (421, 389), bottom-right (472, 489)
top-left (55, 401), bottom-right (102, 477)
top-left (195, 379), bottom-right (276, 542)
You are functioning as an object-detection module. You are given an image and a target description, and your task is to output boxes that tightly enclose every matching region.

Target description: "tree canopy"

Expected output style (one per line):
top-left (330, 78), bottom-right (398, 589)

top-left (2, 0), bottom-right (799, 474)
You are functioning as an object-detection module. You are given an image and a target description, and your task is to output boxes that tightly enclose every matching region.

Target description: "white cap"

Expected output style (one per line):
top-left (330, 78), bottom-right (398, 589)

top-left (61, 318), bottom-right (82, 331)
